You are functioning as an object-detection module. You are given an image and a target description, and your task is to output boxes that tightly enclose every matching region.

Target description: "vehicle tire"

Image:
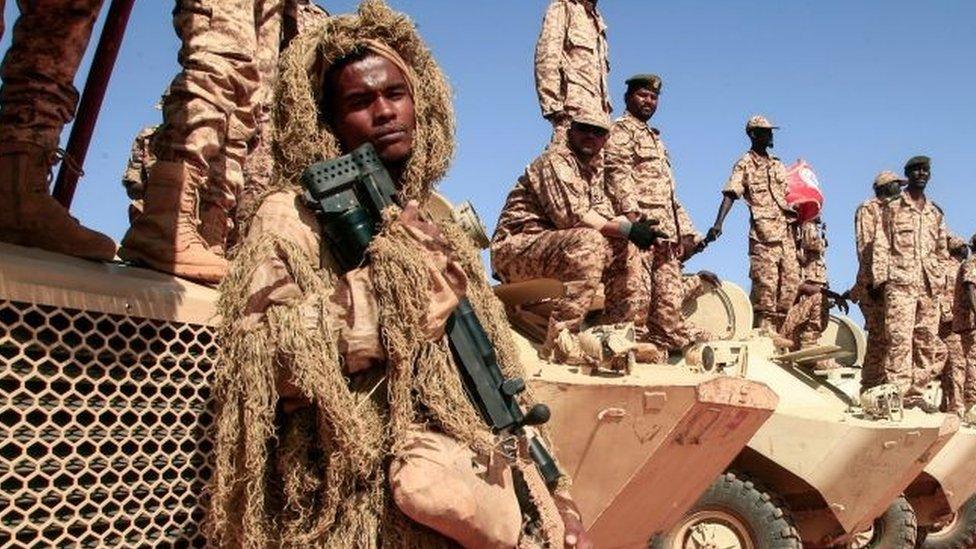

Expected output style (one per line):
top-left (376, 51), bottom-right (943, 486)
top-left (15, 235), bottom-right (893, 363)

top-left (918, 493), bottom-right (976, 549)
top-left (844, 496), bottom-right (917, 549)
top-left (651, 471), bottom-right (802, 549)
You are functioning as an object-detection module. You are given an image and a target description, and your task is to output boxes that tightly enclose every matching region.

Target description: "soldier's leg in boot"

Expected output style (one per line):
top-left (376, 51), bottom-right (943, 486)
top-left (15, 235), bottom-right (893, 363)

top-left (646, 245), bottom-right (709, 351)
top-left (0, 0), bottom-right (114, 259)
top-left (390, 428), bottom-right (522, 547)
top-left (882, 283), bottom-right (918, 398)
top-left (602, 238), bottom-right (648, 332)
top-left (493, 228), bottom-right (607, 353)
top-left (860, 298), bottom-right (886, 391)
top-left (907, 292), bottom-right (946, 402)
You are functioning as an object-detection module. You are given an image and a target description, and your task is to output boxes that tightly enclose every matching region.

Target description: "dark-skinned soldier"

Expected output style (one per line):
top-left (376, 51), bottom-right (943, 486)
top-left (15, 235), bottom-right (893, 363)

top-left (852, 170), bottom-right (904, 392)
top-left (953, 233), bottom-right (976, 419)
top-left (871, 156), bottom-right (949, 412)
top-left (603, 74), bottom-right (713, 356)
top-left (706, 115), bottom-right (800, 339)
top-left (210, 2), bottom-right (589, 546)
top-left (492, 113), bottom-right (661, 361)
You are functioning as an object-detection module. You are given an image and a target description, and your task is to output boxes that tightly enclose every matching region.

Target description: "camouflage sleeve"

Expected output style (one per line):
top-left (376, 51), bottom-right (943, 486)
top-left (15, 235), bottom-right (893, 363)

top-left (674, 197), bottom-right (702, 243)
top-left (121, 133), bottom-right (147, 192)
top-left (871, 205), bottom-right (892, 287)
top-left (854, 203), bottom-right (876, 263)
top-left (534, 0), bottom-right (567, 118)
top-left (964, 259), bottom-right (976, 287)
top-left (722, 158), bottom-right (746, 198)
top-left (602, 124), bottom-right (638, 214)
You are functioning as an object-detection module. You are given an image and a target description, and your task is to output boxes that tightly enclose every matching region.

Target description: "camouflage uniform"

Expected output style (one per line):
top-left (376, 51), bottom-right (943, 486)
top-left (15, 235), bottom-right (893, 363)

top-left (603, 111), bottom-right (706, 350)
top-left (940, 253), bottom-right (967, 414)
top-left (154, 0), bottom-right (284, 244)
top-left (534, 0), bottom-right (610, 142)
top-left (723, 150), bottom-right (800, 330)
top-left (491, 142), bottom-right (638, 349)
top-left (872, 192), bottom-right (949, 402)
top-left (781, 219), bottom-right (829, 351)
top-left (121, 125), bottom-right (158, 222)
top-left (852, 197), bottom-right (888, 390)
top-left (0, 0), bottom-right (105, 150)
top-left (953, 256), bottom-right (976, 411)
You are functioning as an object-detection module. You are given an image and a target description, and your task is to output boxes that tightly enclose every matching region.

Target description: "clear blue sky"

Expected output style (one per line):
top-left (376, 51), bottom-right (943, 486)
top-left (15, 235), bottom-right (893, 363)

top-left (3, 1), bottom-right (975, 306)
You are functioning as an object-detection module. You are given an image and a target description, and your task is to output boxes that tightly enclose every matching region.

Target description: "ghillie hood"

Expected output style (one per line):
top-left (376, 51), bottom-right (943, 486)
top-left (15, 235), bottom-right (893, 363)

top-left (272, 0), bottom-right (455, 203)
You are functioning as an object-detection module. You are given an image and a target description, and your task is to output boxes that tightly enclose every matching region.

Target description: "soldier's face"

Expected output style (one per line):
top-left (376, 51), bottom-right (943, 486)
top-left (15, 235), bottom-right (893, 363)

top-left (329, 55), bottom-right (416, 166)
top-left (876, 181), bottom-right (902, 199)
top-left (749, 128), bottom-right (774, 149)
top-left (568, 124), bottom-right (609, 159)
top-left (906, 164), bottom-right (930, 189)
top-left (626, 87), bottom-right (658, 121)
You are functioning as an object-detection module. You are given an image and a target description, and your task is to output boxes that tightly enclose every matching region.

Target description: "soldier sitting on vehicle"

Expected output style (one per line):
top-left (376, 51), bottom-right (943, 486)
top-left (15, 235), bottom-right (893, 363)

top-left (491, 112), bottom-right (661, 363)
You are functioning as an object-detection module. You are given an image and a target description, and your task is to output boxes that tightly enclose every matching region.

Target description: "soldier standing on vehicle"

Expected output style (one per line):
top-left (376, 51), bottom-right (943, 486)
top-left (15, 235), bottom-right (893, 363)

top-left (119, 1), bottom-right (288, 283)
top-left (953, 233), bottom-right (976, 419)
top-left (940, 235), bottom-right (970, 415)
top-left (780, 217), bottom-right (838, 368)
top-left (0, 0), bottom-right (116, 261)
top-left (120, 125), bottom-right (158, 223)
top-left (871, 155), bottom-right (949, 412)
top-left (852, 170), bottom-right (904, 391)
top-left (603, 74), bottom-right (712, 355)
top-left (210, 2), bottom-right (589, 545)
top-left (491, 113), bottom-right (661, 361)
top-left (535, 0), bottom-right (611, 143)
top-left (706, 115), bottom-right (800, 339)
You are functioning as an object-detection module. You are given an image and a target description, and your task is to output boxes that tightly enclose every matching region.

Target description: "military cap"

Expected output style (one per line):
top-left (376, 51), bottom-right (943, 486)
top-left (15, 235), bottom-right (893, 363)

top-left (904, 155), bottom-right (931, 171)
top-left (571, 112), bottom-right (612, 132)
top-left (873, 170), bottom-right (905, 189)
top-left (625, 74), bottom-right (662, 94)
top-left (745, 115), bottom-right (779, 131)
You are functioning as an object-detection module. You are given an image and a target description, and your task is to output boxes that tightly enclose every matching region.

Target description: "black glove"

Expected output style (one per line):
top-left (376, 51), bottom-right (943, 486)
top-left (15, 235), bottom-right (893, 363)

top-left (628, 220), bottom-right (664, 250)
top-left (825, 289), bottom-right (850, 315)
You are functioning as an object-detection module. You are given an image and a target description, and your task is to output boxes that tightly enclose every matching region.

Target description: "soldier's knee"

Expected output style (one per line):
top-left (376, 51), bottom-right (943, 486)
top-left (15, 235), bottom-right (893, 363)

top-left (562, 227), bottom-right (607, 276)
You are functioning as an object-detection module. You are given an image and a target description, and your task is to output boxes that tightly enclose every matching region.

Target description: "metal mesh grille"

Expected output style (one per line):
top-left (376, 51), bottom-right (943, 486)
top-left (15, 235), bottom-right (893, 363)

top-left (0, 299), bottom-right (215, 548)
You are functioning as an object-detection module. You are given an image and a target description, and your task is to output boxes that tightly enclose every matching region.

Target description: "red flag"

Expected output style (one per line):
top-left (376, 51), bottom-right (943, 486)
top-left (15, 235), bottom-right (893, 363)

top-left (785, 159), bottom-right (824, 223)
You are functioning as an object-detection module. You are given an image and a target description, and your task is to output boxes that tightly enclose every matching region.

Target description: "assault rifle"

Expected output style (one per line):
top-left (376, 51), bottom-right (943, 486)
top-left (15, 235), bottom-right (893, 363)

top-left (300, 143), bottom-right (561, 488)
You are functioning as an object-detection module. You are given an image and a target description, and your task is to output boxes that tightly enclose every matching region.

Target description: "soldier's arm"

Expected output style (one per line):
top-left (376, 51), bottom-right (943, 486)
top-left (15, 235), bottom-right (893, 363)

top-left (854, 205), bottom-right (875, 262)
top-left (870, 207), bottom-right (891, 289)
top-left (707, 161), bottom-right (745, 241)
top-left (968, 282), bottom-right (976, 315)
top-left (534, 0), bottom-right (567, 118)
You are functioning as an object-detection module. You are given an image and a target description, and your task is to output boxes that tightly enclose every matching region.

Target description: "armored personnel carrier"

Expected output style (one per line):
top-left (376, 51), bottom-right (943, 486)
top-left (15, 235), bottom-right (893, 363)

top-left (651, 281), bottom-right (974, 549)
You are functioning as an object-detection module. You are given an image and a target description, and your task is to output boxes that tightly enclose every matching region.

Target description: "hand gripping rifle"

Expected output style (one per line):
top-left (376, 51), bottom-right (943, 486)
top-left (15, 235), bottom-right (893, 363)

top-left (300, 143), bottom-right (561, 488)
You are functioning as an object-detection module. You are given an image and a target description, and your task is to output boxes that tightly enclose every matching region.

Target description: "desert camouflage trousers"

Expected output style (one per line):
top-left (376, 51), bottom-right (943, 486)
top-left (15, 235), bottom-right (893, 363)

top-left (781, 289), bottom-right (828, 350)
top-left (643, 244), bottom-right (709, 351)
top-left (941, 328), bottom-right (976, 415)
top-left (749, 238), bottom-right (800, 331)
top-left (156, 0), bottom-right (282, 229)
top-left (882, 282), bottom-right (946, 401)
top-left (492, 227), bottom-right (637, 349)
top-left (0, 0), bottom-right (104, 149)
top-left (859, 296), bottom-right (886, 391)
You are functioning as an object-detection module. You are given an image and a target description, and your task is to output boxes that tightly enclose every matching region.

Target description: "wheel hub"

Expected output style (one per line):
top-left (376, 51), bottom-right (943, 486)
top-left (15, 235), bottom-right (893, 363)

top-left (670, 509), bottom-right (755, 549)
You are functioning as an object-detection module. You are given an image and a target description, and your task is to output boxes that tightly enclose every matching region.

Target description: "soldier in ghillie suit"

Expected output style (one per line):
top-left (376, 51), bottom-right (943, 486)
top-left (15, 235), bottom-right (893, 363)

top-left (209, 2), bottom-right (587, 547)
top-left (851, 170), bottom-right (904, 392)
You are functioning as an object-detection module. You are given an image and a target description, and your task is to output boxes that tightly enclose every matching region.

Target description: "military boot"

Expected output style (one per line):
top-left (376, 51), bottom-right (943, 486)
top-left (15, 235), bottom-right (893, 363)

top-left (199, 202), bottom-right (231, 257)
top-left (118, 161), bottom-right (228, 283)
top-left (0, 141), bottom-right (116, 260)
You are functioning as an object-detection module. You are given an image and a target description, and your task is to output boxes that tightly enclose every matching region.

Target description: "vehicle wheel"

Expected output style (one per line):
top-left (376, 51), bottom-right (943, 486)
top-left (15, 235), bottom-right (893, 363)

top-left (844, 496), bottom-right (917, 549)
top-left (918, 493), bottom-right (976, 549)
top-left (651, 472), bottom-right (801, 549)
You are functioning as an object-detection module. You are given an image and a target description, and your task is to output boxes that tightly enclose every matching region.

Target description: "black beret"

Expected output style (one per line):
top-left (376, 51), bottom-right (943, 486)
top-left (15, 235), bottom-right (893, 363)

top-left (904, 155), bottom-right (931, 170)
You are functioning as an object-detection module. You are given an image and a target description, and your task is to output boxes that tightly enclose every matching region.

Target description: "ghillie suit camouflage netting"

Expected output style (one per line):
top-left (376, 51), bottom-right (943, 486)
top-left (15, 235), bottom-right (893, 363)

top-left (207, 1), bottom-right (563, 547)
